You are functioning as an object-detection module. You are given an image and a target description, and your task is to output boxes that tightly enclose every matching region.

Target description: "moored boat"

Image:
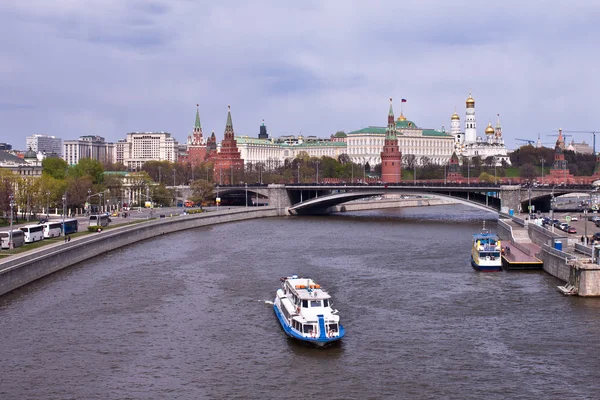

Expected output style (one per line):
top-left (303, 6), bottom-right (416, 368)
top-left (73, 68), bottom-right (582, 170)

top-left (471, 224), bottom-right (502, 272)
top-left (273, 275), bottom-right (345, 346)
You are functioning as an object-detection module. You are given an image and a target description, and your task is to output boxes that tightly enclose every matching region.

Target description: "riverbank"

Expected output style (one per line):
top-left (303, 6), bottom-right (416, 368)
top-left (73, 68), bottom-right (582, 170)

top-left (0, 207), bottom-right (278, 297)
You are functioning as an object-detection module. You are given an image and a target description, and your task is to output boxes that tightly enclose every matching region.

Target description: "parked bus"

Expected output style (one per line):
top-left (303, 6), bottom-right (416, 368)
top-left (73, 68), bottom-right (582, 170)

top-left (89, 214), bottom-right (110, 228)
top-left (43, 222), bottom-right (63, 238)
top-left (62, 218), bottom-right (79, 235)
top-left (0, 230), bottom-right (25, 249)
top-left (20, 224), bottom-right (44, 243)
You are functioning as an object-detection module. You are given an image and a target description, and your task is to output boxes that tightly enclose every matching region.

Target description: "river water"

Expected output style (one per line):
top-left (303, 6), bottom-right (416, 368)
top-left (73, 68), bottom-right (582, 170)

top-left (1, 205), bottom-right (599, 399)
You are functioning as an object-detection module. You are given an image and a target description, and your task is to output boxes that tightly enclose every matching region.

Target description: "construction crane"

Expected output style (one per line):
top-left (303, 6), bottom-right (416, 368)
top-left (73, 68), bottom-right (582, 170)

top-left (562, 130), bottom-right (598, 155)
top-left (515, 138), bottom-right (535, 146)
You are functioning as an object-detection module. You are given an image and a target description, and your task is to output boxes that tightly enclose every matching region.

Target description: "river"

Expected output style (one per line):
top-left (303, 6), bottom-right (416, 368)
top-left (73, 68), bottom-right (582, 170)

top-left (1, 205), bottom-right (599, 399)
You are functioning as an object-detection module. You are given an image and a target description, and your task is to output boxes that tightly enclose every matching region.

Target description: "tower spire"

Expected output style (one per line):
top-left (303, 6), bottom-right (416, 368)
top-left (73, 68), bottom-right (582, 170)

top-left (226, 104), bottom-right (233, 129)
top-left (388, 97), bottom-right (394, 116)
top-left (195, 104), bottom-right (201, 130)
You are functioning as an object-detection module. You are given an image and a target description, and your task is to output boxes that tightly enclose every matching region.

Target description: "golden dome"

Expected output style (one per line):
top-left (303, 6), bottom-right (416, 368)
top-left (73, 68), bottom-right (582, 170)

top-left (451, 112), bottom-right (460, 120)
top-left (397, 113), bottom-right (407, 121)
top-left (466, 93), bottom-right (475, 106)
top-left (485, 122), bottom-right (494, 134)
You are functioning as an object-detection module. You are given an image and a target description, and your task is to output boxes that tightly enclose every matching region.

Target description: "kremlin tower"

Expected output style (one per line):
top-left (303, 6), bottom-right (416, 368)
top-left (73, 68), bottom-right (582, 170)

top-left (186, 105), bottom-right (207, 166)
top-left (380, 98), bottom-right (402, 183)
top-left (212, 105), bottom-right (244, 184)
top-left (549, 129), bottom-right (574, 183)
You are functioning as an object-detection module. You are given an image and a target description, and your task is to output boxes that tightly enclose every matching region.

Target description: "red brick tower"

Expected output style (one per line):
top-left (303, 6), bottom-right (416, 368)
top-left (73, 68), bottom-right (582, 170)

top-left (380, 98), bottom-right (402, 183)
top-left (447, 151), bottom-right (462, 181)
top-left (213, 105), bottom-right (244, 184)
top-left (548, 128), bottom-right (574, 183)
top-left (186, 104), bottom-right (207, 166)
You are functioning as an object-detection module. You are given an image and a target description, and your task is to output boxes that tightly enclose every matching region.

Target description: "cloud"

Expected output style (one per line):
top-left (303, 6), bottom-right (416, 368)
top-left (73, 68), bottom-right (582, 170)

top-left (0, 0), bottom-right (599, 151)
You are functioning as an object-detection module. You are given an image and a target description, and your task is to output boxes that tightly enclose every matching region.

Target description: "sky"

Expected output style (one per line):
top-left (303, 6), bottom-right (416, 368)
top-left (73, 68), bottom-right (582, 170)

top-left (1, 0), bottom-right (599, 151)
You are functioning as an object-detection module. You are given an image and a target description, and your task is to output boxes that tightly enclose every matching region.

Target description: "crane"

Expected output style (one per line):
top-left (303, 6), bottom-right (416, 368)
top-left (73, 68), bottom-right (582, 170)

top-left (562, 130), bottom-right (598, 155)
top-left (515, 138), bottom-right (535, 146)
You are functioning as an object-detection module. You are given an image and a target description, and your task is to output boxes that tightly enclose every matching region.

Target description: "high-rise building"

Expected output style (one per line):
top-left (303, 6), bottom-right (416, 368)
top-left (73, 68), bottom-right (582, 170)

top-left (62, 135), bottom-right (114, 165)
top-left (118, 132), bottom-right (178, 171)
top-left (26, 134), bottom-right (62, 156)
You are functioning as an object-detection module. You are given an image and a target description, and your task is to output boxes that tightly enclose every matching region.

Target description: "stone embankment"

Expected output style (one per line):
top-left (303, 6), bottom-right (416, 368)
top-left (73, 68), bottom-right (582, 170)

top-left (330, 197), bottom-right (458, 213)
top-left (0, 208), bottom-right (278, 297)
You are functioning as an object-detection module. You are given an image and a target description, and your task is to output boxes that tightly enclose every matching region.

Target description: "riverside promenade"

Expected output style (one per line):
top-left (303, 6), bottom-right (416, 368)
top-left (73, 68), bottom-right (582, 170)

top-left (0, 207), bottom-right (278, 297)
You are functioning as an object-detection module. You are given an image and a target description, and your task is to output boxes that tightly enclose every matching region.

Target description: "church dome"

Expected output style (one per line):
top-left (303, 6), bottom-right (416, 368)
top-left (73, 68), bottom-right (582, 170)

top-left (466, 93), bottom-right (475, 106)
top-left (24, 147), bottom-right (37, 160)
top-left (485, 122), bottom-right (494, 135)
top-left (451, 112), bottom-right (460, 120)
top-left (397, 113), bottom-right (407, 121)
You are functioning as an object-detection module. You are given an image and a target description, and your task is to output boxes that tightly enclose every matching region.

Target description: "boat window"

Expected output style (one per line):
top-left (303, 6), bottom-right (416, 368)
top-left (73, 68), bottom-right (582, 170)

top-left (310, 300), bottom-right (322, 307)
top-left (328, 323), bottom-right (338, 332)
top-left (303, 324), bottom-right (313, 333)
top-left (323, 299), bottom-right (329, 307)
top-left (302, 300), bottom-right (308, 308)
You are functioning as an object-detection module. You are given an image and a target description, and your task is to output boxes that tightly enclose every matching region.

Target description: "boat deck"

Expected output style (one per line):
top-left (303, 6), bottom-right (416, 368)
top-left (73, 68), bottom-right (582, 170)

top-left (502, 242), bottom-right (543, 270)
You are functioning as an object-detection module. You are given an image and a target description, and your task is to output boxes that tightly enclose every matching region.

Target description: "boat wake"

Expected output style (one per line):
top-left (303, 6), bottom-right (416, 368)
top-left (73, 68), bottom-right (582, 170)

top-left (262, 300), bottom-right (274, 305)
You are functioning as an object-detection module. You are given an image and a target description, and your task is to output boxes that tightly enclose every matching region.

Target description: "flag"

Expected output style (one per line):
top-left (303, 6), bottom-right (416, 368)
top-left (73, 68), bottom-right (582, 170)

top-left (401, 99), bottom-right (407, 102)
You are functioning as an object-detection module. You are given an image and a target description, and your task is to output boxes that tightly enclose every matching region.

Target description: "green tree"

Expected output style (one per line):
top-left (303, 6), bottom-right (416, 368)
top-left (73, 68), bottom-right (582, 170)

top-left (151, 184), bottom-right (174, 207)
top-left (189, 179), bottom-right (214, 205)
top-left (69, 158), bottom-right (104, 184)
top-left (42, 157), bottom-right (68, 180)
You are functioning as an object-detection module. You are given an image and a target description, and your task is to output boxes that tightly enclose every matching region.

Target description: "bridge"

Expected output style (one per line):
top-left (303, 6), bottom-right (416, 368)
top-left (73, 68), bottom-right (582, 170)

top-left (214, 183), bottom-right (595, 216)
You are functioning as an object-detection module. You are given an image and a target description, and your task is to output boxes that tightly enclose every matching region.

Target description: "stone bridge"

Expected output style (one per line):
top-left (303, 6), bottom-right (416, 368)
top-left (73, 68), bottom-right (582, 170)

top-left (181, 183), bottom-right (594, 215)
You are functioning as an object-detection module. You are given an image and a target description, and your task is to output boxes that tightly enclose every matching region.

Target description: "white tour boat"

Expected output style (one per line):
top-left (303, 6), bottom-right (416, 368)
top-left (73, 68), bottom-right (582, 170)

top-left (273, 275), bottom-right (345, 346)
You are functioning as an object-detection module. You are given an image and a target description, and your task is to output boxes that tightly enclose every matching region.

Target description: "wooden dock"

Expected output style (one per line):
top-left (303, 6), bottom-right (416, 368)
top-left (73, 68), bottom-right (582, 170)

top-left (502, 242), bottom-right (543, 270)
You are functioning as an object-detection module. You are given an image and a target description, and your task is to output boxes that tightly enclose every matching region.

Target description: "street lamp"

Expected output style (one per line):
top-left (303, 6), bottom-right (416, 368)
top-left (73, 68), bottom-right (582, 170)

top-left (8, 194), bottom-right (14, 249)
top-left (46, 191), bottom-right (50, 216)
top-left (467, 158), bottom-right (471, 185)
top-left (297, 163), bottom-right (300, 184)
top-left (414, 163), bottom-right (416, 185)
top-left (245, 183), bottom-right (248, 208)
top-left (87, 189), bottom-right (91, 215)
top-left (540, 158), bottom-right (545, 184)
top-left (61, 193), bottom-right (66, 234)
top-left (316, 161), bottom-right (320, 184)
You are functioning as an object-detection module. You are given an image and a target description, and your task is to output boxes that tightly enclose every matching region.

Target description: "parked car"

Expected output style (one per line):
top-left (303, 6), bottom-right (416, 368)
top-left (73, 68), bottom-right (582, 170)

top-left (593, 232), bottom-right (600, 241)
top-left (567, 227), bottom-right (577, 234)
top-left (570, 216), bottom-right (578, 221)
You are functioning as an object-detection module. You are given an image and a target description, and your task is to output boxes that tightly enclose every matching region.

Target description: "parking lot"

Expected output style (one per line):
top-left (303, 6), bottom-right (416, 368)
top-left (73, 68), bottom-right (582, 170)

top-left (532, 211), bottom-right (600, 240)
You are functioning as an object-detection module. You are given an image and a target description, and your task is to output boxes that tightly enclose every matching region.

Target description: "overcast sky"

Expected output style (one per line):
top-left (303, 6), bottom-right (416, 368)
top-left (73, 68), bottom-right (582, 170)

top-left (1, 0), bottom-right (599, 151)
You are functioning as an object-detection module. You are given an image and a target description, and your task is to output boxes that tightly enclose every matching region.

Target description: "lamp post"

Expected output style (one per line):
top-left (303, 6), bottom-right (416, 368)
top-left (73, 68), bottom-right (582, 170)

top-left (87, 189), bottom-right (91, 215)
top-left (316, 161), bottom-right (320, 184)
top-left (528, 184), bottom-right (532, 215)
top-left (444, 164), bottom-right (447, 185)
top-left (540, 158), bottom-right (545, 184)
top-left (467, 158), bottom-right (471, 185)
top-left (414, 163), bottom-right (416, 185)
top-left (351, 163), bottom-right (354, 183)
top-left (245, 183), bottom-right (248, 208)
top-left (494, 160), bottom-right (497, 184)
top-left (158, 166), bottom-right (162, 184)
top-left (297, 163), bottom-right (300, 184)
top-left (46, 191), bottom-right (50, 216)
top-left (8, 194), bottom-right (14, 249)
top-left (61, 193), bottom-right (66, 234)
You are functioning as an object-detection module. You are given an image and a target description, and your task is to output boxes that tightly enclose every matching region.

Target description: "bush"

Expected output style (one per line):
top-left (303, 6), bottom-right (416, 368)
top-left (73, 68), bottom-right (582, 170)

top-left (87, 226), bottom-right (103, 232)
top-left (186, 209), bottom-right (205, 215)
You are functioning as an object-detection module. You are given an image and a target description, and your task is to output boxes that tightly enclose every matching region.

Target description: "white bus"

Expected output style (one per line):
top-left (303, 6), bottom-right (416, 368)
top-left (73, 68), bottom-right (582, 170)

top-left (89, 214), bottom-right (110, 228)
top-left (20, 224), bottom-right (44, 243)
top-left (0, 230), bottom-right (25, 249)
top-left (43, 221), bottom-right (63, 238)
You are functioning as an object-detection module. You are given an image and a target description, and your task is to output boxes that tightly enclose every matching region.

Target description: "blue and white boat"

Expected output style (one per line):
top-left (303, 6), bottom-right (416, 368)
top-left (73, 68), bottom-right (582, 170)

top-left (273, 275), bottom-right (345, 346)
top-left (471, 224), bottom-right (502, 272)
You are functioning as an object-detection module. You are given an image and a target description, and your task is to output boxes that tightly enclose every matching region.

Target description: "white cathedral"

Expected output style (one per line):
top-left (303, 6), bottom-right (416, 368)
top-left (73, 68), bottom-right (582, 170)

top-left (449, 93), bottom-right (511, 166)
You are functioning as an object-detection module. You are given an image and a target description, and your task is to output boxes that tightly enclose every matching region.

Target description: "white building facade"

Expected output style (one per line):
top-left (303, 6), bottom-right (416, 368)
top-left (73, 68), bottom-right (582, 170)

top-left (346, 114), bottom-right (455, 166)
top-left (450, 93), bottom-right (511, 166)
top-left (117, 132), bottom-right (179, 170)
top-left (234, 136), bottom-right (346, 167)
top-left (62, 135), bottom-right (115, 165)
top-left (26, 134), bottom-right (62, 156)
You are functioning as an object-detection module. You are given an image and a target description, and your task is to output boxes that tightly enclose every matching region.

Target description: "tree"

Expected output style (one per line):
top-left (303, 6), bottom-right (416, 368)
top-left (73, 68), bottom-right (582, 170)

top-left (189, 179), bottom-right (214, 205)
top-left (151, 184), bottom-right (174, 207)
top-left (478, 172), bottom-right (495, 183)
top-left (69, 158), bottom-right (104, 185)
top-left (519, 163), bottom-right (538, 181)
top-left (403, 154), bottom-right (416, 170)
top-left (338, 153), bottom-right (351, 164)
top-left (42, 157), bottom-right (68, 180)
